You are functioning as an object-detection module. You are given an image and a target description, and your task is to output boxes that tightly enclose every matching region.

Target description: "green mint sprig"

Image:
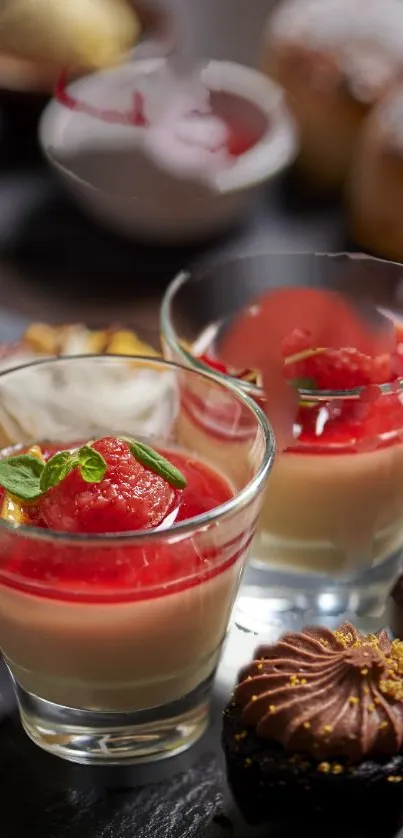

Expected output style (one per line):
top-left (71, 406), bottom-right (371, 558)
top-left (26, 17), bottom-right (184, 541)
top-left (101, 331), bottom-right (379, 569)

top-left (120, 437), bottom-right (187, 489)
top-left (0, 437), bottom-right (187, 502)
top-left (289, 376), bottom-right (318, 391)
top-left (0, 445), bottom-right (107, 501)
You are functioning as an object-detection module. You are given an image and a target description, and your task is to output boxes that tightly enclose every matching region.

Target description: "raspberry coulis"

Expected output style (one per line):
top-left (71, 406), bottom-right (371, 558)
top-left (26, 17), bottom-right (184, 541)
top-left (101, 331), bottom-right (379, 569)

top-left (198, 324), bottom-right (403, 451)
top-left (283, 326), bottom-right (403, 451)
top-left (55, 72), bottom-right (258, 157)
top-left (0, 438), bottom-right (242, 604)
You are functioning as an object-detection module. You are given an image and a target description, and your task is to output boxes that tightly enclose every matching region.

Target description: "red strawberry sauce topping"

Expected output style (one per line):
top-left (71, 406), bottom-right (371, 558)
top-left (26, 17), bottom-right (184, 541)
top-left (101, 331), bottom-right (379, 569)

top-left (0, 438), bottom-right (237, 601)
top-left (282, 326), bottom-right (403, 450)
top-left (55, 72), bottom-right (258, 157)
top-left (198, 323), bottom-right (403, 451)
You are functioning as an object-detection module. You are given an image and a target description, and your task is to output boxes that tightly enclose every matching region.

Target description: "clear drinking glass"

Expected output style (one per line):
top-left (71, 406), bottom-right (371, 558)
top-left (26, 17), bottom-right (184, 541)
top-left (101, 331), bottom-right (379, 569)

top-left (0, 356), bottom-right (273, 764)
top-left (161, 251), bottom-right (403, 632)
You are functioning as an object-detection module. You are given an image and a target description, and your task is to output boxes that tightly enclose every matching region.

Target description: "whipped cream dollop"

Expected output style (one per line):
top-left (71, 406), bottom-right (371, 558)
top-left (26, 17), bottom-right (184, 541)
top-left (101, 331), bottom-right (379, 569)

top-left (235, 623), bottom-right (403, 761)
top-left (0, 329), bottom-right (175, 444)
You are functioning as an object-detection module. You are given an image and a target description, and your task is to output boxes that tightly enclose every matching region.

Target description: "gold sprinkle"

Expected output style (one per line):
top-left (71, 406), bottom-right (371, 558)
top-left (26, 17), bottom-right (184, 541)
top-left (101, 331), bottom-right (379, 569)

top-left (388, 776), bottom-right (402, 783)
top-left (374, 697), bottom-right (381, 704)
top-left (257, 663), bottom-right (263, 671)
top-left (361, 668), bottom-right (369, 676)
top-left (380, 677), bottom-right (403, 702)
top-left (234, 731), bottom-right (248, 741)
top-left (244, 758), bottom-right (252, 768)
top-left (322, 725), bottom-right (333, 734)
top-left (321, 639), bottom-right (329, 646)
top-left (363, 686), bottom-right (369, 696)
top-left (318, 762), bottom-right (330, 773)
top-left (300, 678), bottom-right (307, 686)
top-left (303, 721), bottom-right (311, 729)
top-left (368, 703), bottom-right (375, 713)
top-left (246, 676), bottom-right (252, 681)
top-left (251, 695), bottom-right (257, 702)
top-left (269, 704), bottom-right (276, 713)
top-left (331, 764), bottom-right (344, 775)
top-left (349, 696), bottom-right (359, 705)
top-left (380, 721), bottom-right (389, 730)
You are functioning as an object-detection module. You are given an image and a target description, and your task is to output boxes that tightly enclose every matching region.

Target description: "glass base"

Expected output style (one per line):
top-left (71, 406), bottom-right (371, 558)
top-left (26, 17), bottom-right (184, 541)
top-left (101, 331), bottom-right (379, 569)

top-left (233, 550), bottom-right (402, 635)
top-left (11, 675), bottom-right (212, 765)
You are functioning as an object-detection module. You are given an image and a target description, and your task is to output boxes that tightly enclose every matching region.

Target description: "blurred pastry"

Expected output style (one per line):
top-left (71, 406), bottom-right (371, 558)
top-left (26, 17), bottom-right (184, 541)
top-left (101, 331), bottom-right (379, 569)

top-left (349, 85), bottom-right (403, 261)
top-left (261, 0), bottom-right (403, 192)
top-left (0, 322), bottom-right (159, 371)
top-left (0, 0), bottom-right (142, 85)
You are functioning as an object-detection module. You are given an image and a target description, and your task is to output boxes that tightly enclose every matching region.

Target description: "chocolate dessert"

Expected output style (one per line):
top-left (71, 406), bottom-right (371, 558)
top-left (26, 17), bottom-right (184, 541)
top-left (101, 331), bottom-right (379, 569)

top-left (223, 623), bottom-right (403, 832)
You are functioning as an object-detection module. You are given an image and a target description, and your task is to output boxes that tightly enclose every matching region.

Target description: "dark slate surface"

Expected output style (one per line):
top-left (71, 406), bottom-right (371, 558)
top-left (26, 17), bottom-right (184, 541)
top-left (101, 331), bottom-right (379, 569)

top-left (0, 105), bottom-right (393, 838)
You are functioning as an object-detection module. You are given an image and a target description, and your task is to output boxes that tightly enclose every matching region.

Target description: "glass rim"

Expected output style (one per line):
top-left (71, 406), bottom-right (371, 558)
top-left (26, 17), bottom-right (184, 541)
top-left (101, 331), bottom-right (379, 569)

top-left (160, 255), bottom-right (403, 401)
top-left (0, 353), bottom-right (275, 545)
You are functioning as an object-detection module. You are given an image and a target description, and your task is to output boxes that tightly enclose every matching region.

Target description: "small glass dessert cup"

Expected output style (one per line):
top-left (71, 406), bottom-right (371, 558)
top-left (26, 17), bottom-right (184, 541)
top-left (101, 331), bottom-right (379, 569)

top-left (161, 251), bottom-right (403, 632)
top-left (0, 356), bottom-right (273, 765)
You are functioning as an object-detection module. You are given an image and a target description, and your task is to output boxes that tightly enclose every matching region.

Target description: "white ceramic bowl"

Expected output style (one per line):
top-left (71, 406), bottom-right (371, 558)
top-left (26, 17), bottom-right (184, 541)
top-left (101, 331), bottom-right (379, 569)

top-left (39, 57), bottom-right (297, 242)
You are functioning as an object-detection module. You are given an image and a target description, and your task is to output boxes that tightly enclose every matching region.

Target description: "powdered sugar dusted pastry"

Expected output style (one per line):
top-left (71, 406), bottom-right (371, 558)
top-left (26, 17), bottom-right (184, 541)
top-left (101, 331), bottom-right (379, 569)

top-left (261, 0), bottom-right (403, 190)
top-left (349, 85), bottom-right (403, 261)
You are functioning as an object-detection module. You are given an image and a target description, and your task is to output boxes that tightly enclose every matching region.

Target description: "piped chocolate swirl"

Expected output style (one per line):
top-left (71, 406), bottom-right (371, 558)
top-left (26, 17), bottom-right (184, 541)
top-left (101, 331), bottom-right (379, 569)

top-left (235, 623), bottom-right (403, 762)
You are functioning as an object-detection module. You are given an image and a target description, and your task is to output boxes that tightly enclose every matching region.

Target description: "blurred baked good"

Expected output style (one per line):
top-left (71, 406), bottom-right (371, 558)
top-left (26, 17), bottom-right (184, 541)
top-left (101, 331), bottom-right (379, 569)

top-left (0, 0), bottom-right (175, 91)
top-left (261, 0), bottom-right (403, 191)
top-left (0, 0), bottom-right (140, 73)
top-left (0, 322), bottom-right (159, 372)
top-left (349, 85), bottom-right (403, 261)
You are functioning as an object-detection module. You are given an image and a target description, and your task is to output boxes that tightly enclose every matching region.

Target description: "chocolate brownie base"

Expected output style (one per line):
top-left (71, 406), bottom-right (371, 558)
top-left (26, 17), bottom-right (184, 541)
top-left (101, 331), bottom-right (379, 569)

top-left (222, 702), bottom-right (403, 833)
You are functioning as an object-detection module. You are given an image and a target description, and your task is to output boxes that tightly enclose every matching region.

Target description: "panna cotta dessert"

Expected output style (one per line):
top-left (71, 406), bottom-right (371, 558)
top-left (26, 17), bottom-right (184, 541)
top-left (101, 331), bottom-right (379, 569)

top-left (174, 320), bottom-right (403, 578)
top-left (0, 435), bottom-right (242, 711)
top-left (0, 354), bottom-right (272, 762)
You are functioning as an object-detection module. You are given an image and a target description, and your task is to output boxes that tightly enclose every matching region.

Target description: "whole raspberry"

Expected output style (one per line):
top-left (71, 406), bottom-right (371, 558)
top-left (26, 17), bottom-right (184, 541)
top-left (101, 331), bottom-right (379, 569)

top-left (285, 347), bottom-right (393, 390)
top-left (37, 437), bottom-right (176, 534)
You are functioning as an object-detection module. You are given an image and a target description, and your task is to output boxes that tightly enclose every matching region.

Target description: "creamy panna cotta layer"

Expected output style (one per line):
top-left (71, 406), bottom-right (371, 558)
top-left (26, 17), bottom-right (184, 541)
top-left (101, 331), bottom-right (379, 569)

top-left (0, 437), bottom-right (250, 712)
top-left (0, 561), bottom-right (240, 711)
top-left (174, 320), bottom-right (403, 577)
top-left (178, 370), bottom-right (403, 577)
top-left (179, 412), bottom-right (403, 575)
top-left (254, 442), bottom-right (403, 575)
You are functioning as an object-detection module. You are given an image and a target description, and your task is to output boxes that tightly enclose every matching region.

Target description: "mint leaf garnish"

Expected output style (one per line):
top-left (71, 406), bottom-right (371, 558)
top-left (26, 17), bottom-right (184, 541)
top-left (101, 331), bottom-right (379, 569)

top-left (78, 445), bottom-right (107, 483)
top-left (0, 444), bottom-right (107, 503)
top-left (121, 437), bottom-right (187, 489)
top-left (289, 376), bottom-right (318, 391)
top-left (0, 455), bottom-right (44, 500)
top-left (0, 437), bottom-right (183, 505)
top-left (40, 451), bottom-right (75, 493)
